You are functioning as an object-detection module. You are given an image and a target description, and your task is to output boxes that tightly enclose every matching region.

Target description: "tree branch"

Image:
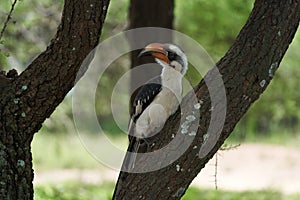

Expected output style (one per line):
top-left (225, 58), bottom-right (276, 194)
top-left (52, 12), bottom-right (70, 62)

top-left (1, 0), bottom-right (110, 139)
top-left (0, 0), bottom-right (18, 41)
top-left (113, 0), bottom-right (300, 199)
top-left (0, 1), bottom-right (110, 198)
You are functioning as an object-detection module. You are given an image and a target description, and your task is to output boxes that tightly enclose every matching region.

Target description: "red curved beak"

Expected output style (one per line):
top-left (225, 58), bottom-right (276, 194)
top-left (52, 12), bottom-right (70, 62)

top-left (138, 43), bottom-right (170, 63)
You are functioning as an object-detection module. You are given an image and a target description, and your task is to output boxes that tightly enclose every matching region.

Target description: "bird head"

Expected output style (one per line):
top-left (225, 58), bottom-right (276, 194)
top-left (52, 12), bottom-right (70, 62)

top-left (138, 43), bottom-right (188, 75)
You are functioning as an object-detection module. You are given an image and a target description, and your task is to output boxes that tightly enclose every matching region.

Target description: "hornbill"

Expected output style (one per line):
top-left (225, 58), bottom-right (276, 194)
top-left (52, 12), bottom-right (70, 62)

top-left (125, 43), bottom-right (188, 170)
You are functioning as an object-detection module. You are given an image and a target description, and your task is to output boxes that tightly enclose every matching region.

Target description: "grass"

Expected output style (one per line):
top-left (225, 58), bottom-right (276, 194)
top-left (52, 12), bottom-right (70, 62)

top-left (32, 128), bottom-right (300, 170)
top-left (32, 131), bottom-right (300, 199)
top-left (32, 131), bottom-right (130, 170)
top-left (34, 182), bottom-right (114, 200)
top-left (183, 188), bottom-right (300, 200)
top-left (32, 132), bottom-right (100, 170)
top-left (34, 182), bottom-right (300, 200)
top-left (227, 131), bottom-right (300, 150)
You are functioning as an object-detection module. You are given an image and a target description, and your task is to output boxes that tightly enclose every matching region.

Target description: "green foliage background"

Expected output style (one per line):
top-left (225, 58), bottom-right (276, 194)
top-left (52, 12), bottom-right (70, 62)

top-left (176, 0), bottom-right (300, 140)
top-left (0, 0), bottom-right (299, 142)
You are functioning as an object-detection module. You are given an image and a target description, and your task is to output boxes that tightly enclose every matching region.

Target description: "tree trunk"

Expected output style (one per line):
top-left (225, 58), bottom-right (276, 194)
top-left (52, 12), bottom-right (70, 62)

top-left (113, 0), bottom-right (300, 199)
top-left (128, 0), bottom-right (174, 105)
top-left (0, 0), bottom-right (110, 199)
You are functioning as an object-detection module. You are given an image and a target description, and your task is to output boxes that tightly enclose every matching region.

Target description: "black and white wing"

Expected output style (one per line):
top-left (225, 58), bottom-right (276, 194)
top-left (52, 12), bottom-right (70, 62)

top-left (128, 76), bottom-right (162, 138)
top-left (124, 76), bottom-right (162, 170)
top-left (130, 76), bottom-right (162, 122)
top-left (128, 77), bottom-right (162, 140)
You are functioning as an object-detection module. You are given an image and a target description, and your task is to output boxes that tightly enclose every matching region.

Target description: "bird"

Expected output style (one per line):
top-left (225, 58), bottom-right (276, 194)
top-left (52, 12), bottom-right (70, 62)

top-left (125, 43), bottom-right (188, 170)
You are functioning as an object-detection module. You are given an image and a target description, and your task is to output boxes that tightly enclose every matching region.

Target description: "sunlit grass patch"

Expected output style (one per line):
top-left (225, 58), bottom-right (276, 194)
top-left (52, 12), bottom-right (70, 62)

top-left (34, 182), bottom-right (300, 200)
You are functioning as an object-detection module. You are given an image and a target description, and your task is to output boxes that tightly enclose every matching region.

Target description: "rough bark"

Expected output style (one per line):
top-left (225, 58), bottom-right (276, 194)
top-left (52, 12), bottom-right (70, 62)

top-left (113, 0), bottom-right (300, 199)
top-left (0, 0), bottom-right (110, 199)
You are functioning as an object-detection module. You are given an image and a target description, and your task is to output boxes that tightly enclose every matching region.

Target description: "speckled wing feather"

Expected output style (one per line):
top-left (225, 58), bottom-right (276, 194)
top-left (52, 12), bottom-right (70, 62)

top-left (130, 76), bottom-right (162, 122)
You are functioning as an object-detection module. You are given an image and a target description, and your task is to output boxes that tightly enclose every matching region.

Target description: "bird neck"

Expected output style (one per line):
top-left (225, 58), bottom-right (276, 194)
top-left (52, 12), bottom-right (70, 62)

top-left (161, 66), bottom-right (183, 93)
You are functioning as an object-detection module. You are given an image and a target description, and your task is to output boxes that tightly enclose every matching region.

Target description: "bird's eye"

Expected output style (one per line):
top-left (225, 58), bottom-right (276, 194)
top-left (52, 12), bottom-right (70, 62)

top-left (168, 51), bottom-right (177, 60)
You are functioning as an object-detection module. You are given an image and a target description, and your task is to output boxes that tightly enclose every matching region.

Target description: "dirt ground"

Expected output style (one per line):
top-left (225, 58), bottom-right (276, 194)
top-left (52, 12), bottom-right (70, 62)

top-left (34, 143), bottom-right (300, 194)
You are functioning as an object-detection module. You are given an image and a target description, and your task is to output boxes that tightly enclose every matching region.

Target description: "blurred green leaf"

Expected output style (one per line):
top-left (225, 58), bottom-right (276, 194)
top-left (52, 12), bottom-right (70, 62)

top-left (1, 0), bottom-right (299, 140)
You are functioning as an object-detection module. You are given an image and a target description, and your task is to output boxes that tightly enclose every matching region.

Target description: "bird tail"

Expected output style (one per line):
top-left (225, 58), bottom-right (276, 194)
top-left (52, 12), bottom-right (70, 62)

top-left (124, 137), bottom-right (140, 171)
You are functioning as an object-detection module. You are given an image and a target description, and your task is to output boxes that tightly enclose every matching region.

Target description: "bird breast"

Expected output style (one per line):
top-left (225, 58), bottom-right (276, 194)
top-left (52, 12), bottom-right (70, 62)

top-left (134, 83), bottom-right (182, 138)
